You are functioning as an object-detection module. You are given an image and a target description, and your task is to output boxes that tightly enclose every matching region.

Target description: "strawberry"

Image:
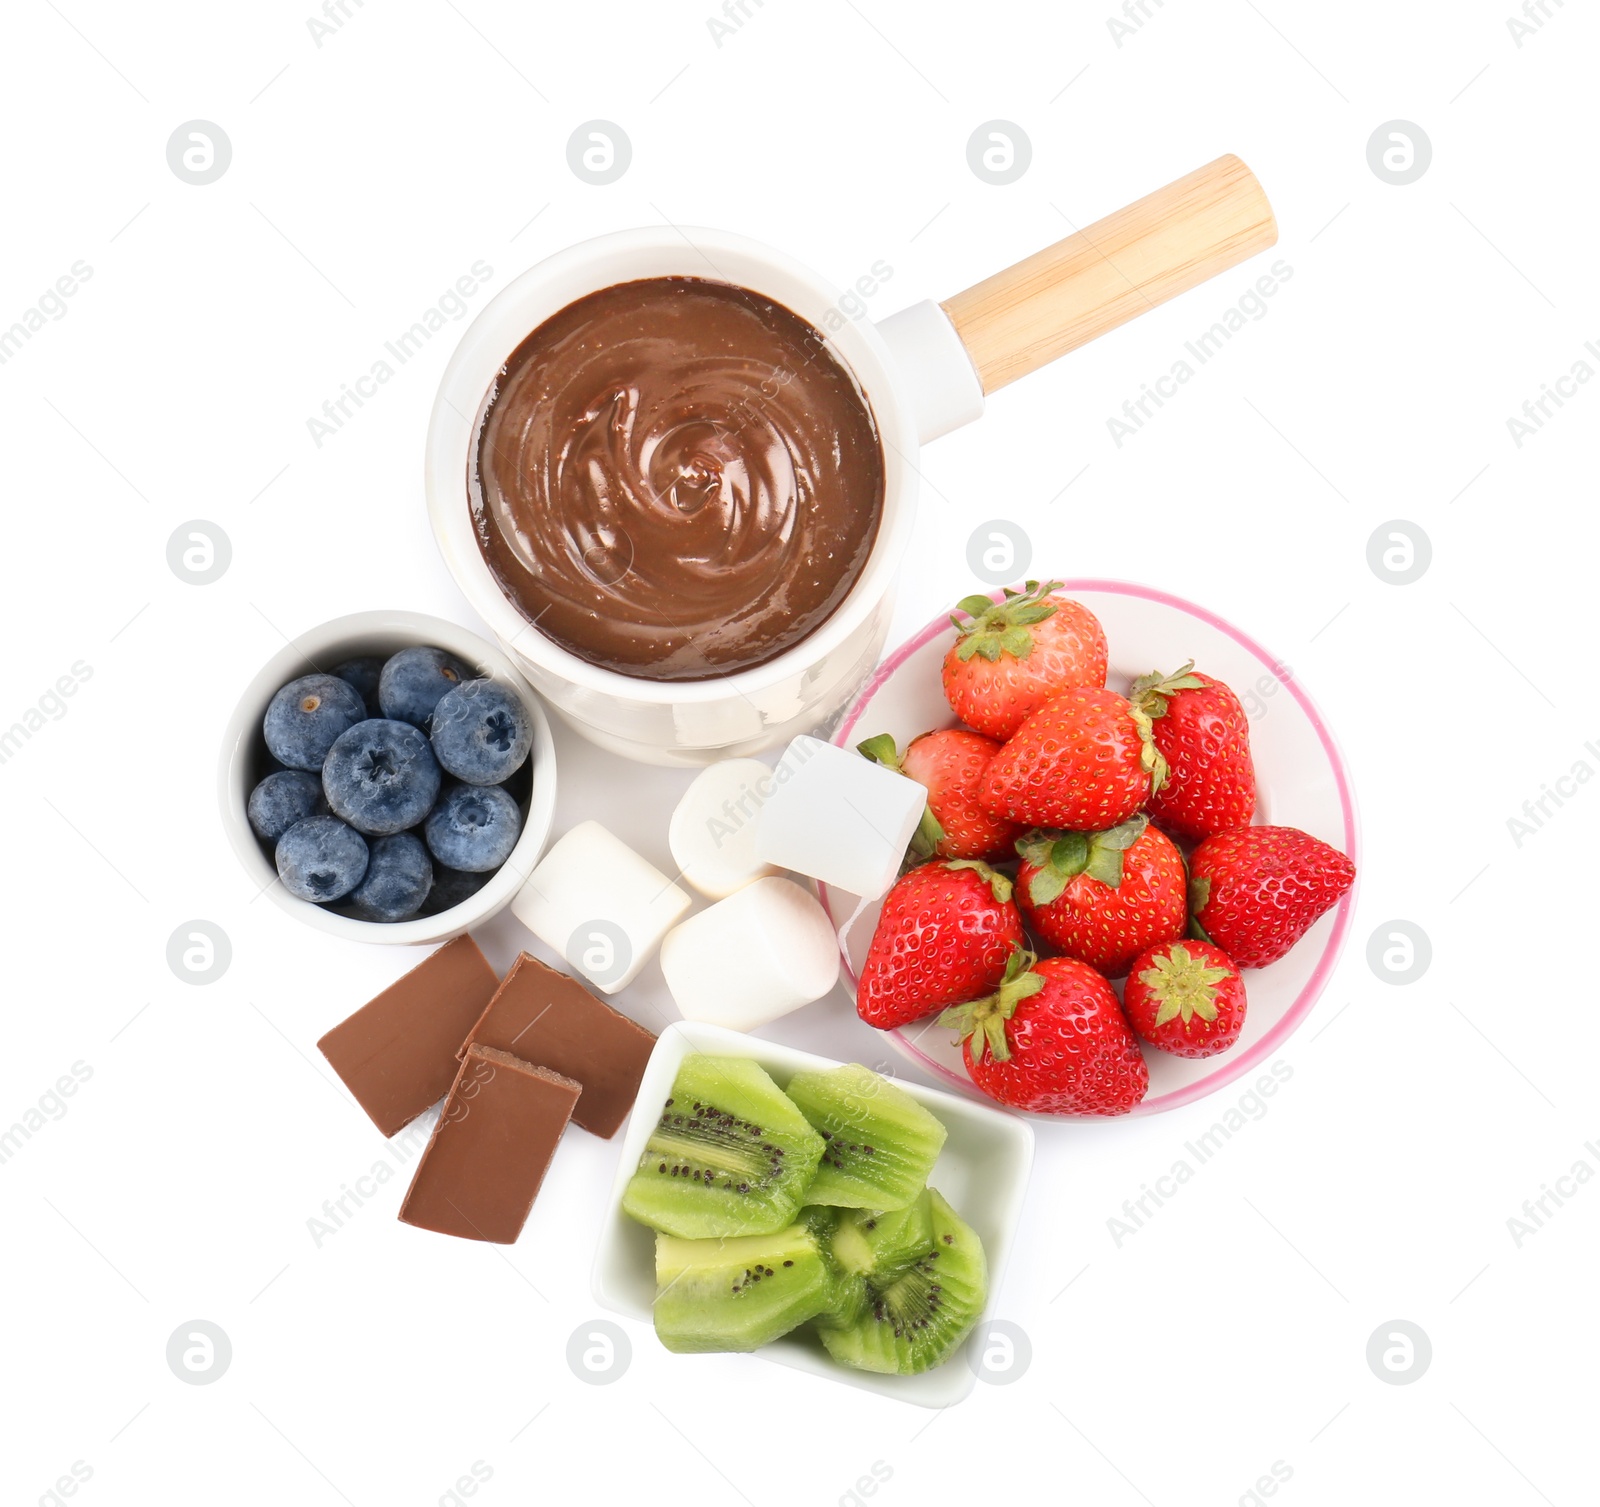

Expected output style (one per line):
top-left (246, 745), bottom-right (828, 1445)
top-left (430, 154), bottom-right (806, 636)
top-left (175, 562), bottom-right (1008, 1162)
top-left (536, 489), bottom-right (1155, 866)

top-left (941, 580), bottom-right (1108, 742)
top-left (858, 728), bottom-right (1022, 862)
top-left (1189, 826), bottom-right (1356, 968)
top-left (941, 952), bottom-right (1148, 1116)
top-left (1130, 662), bottom-right (1256, 840)
top-left (1124, 940), bottom-right (1247, 1057)
top-left (978, 687), bottom-right (1166, 830)
top-left (1015, 815), bottom-right (1187, 978)
top-left (856, 859), bottom-right (1025, 1030)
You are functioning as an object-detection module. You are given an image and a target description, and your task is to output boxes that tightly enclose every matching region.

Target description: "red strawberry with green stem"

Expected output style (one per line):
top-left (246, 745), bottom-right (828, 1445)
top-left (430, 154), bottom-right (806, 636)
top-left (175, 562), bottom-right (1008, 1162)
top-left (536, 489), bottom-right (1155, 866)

top-left (1015, 814), bottom-right (1187, 978)
top-left (858, 728), bottom-right (1021, 863)
top-left (941, 580), bottom-right (1109, 742)
top-left (1189, 825), bottom-right (1356, 968)
top-left (979, 687), bottom-right (1168, 831)
top-left (855, 859), bottom-right (1025, 1030)
top-left (1130, 662), bottom-right (1256, 840)
top-left (941, 952), bottom-right (1148, 1116)
top-left (1124, 940), bottom-right (1247, 1057)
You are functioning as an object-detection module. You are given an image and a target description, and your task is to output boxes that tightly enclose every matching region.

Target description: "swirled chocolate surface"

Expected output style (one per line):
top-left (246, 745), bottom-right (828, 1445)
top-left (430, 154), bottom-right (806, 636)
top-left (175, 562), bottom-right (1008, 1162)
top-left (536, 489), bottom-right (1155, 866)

top-left (471, 277), bottom-right (884, 681)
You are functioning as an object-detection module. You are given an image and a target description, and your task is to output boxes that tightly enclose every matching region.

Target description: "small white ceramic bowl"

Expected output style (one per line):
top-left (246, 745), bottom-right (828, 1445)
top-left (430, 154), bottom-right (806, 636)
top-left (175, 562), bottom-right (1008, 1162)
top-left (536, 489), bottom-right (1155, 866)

top-left (218, 609), bottom-right (557, 945)
top-left (821, 579), bottom-right (1361, 1118)
top-left (592, 1020), bottom-right (1035, 1408)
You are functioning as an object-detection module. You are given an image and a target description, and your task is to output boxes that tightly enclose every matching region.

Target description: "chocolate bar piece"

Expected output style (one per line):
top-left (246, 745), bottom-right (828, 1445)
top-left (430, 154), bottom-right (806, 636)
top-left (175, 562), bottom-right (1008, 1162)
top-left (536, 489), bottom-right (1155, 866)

top-left (317, 935), bottom-right (499, 1137)
top-left (398, 1046), bottom-right (579, 1243)
top-left (462, 952), bottom-right (656, 1138)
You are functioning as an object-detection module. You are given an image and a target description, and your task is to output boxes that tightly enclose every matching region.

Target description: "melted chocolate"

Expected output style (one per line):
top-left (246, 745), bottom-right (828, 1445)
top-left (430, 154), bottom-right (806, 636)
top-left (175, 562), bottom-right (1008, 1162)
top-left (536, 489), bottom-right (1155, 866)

top-left (471, 277), bottom-right (884, 681)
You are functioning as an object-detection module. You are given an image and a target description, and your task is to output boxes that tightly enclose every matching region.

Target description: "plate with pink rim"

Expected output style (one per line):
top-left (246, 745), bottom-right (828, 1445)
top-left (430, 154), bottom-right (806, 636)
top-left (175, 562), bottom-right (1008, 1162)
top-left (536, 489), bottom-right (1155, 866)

top-left (817, 579), bottom-right (1361, 1119)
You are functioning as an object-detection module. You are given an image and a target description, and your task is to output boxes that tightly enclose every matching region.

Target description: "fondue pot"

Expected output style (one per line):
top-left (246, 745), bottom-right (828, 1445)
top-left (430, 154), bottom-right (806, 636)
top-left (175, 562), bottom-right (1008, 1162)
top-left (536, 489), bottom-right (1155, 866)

top-left (426, 155), bottom-right (1276, 766)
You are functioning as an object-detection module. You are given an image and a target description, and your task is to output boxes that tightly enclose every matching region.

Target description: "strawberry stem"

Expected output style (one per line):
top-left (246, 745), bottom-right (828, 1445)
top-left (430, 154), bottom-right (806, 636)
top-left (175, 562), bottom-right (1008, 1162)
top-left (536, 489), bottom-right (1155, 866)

top-left (1137, 943), bottom-right (1232, 1028)
top-left (938, 946), bottom-right (1042, 1065)
top-left (1016, 815), bottom-right (1148, 904)
top-left (1127, 662), bottom-right (1205, 794)
top-left (948, 579), bottom-right (1067, 666)
top-left (1186, 873), bottom-right (1215, 945)
top-left (1127, 699), bottom-right (1170, 793)
top-left (943, 858), bottom-right (1013, 905)
top-left (855, 733), bottom-right (901, 770)
top-left (1129, 661), bottom-right (1207, 720)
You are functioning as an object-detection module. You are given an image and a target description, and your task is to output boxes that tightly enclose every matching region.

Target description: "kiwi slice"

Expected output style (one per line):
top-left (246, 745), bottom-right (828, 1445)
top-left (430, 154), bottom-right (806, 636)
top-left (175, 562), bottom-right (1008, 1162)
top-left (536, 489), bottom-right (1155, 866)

top-left (622, 1056), bottom-right (825, 1239)
top-left (815, 1273), bottom-right (870, 1332)
top-left (654, 1224), bottom-right (833, 1353)
top-left (798, 1206), bottom-right (857, 1330)
top-left (785, 1064), bottom-right (947, 1210)
top-left (797, 1204), bottom-right (841, 1244)
top-left (820, 1190), bottom-right (988, 1376)
top-left (814, 1195), bottom-right (932, 1332)
top-left (829, 1193), bottom-right (936, 1278)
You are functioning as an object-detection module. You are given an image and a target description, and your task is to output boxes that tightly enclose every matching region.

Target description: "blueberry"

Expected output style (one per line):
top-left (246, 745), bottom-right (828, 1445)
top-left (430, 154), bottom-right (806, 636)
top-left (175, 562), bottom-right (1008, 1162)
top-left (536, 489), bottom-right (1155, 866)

top-left (332, 655), bottom-right (385, 716)
top-left (430, 679), bottom-right (533, 785)
top-left (422, 864), bottom-right (493, 915)
top-left (424, 784), bottom-right (522, 872)
top-left (248, 770), bottom-right (326, 843)
top-left (323, 719), bottom-right (441, 835)
top-left (276, 816), bottom-right (369, 902)
top-left (378, 645), bottom-right (472, 728)
top-left (263, 674), bottom-right (366, 771)
top-left (349, 832), bottom-right (433, 922)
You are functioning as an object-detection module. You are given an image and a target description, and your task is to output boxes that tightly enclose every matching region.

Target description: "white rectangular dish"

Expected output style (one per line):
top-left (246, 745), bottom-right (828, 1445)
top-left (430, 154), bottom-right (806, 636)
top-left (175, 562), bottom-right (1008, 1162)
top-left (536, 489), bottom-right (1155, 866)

top-left (592, 1020), bottom-right (1035, 1407)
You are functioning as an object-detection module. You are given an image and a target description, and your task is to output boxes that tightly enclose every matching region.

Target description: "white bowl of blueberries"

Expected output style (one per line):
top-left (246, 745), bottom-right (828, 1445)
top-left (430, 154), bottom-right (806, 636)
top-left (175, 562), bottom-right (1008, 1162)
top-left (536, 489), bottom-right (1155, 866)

top-left (218, 610), bottom-right (557, 944)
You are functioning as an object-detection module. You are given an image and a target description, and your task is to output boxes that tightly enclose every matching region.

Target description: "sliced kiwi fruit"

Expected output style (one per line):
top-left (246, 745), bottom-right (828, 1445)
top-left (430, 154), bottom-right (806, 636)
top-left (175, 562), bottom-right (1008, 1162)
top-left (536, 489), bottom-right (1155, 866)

top-left (653, 1224), bottom-right (833, 1353)
top-left (814, 1195), bottom-right (932, 1332)
top-left (820, 1190), bottom-right (988, 1376)
top-left (797, 1207), bottom-right (855, 1330)
top-left (829, 1193), bottom-right (936, 1278)
top-left (785, 1063), bottom-right (947, 1210)
top-left (797, 1204), bottom-right (839, 1238)
top-left (815, 1273), bottom-right (870, 1332)
top-left (622, 1056), bottom-right (825, 1240)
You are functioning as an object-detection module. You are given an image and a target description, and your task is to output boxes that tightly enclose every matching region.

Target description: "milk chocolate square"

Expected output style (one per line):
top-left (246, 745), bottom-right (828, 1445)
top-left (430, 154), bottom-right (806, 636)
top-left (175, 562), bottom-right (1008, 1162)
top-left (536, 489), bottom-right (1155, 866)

top-left (461, 952), bottom-right (656, 1138)
top-left (398, 1046), bottom-right (579, 1244)
top-left (317, 935), bottom-right (500, 1137)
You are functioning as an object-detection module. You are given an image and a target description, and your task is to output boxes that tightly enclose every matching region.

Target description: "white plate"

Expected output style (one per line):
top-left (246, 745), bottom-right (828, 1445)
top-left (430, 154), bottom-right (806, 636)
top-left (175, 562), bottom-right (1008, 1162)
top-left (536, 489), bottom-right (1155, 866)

top-left (591, 1021), bottom-right (1035, 1408)
top-left (819, 579), bottom-right (1360, 1118)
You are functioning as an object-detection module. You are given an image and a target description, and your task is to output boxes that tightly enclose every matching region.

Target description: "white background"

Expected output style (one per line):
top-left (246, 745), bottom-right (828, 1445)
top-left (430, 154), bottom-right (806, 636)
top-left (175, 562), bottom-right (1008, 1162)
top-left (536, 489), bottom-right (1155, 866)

top-left (2, 1), bottom-right (1595, 1504)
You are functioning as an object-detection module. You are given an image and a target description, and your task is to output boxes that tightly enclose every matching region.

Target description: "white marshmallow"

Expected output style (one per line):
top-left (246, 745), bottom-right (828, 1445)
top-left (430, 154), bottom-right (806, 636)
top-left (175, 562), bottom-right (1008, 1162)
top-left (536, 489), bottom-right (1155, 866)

top-left (668, 758), bottom-right (783, 900)
top-left (511, 820), bottom-right (691, 994)
top-left (659, 876), bottom-right (841, 1031)
top-left (753, 735), bottom-right (925, 899)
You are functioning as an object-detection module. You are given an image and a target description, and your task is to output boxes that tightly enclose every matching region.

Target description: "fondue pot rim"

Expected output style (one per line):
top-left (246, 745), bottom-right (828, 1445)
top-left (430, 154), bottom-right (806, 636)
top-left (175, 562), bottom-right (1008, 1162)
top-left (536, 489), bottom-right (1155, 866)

top-left (425, 225), bottom-right (920, 705)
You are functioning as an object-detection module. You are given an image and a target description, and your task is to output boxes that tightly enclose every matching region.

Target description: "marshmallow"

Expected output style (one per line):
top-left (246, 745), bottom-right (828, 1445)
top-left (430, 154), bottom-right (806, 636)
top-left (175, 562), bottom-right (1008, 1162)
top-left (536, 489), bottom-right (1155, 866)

top-left (659, 876), bottom-right (841, 1032)
top-left (753, 735), bottom-right (925, 899)
top-left (668, 758), bottom-right (783, 900)
top-left (511, 820), bottom-right (691, 994)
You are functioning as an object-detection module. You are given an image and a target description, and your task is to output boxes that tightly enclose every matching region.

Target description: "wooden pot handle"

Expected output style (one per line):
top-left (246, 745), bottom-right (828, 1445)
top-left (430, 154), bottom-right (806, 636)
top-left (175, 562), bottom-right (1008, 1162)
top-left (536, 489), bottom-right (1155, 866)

top-left (940, 154), bottom-right (1278, 393)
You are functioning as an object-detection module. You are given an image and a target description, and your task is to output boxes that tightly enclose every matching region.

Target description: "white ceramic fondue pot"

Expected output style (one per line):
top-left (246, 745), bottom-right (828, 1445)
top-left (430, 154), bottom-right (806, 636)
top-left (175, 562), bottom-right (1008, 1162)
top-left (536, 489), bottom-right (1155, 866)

top-left (426, 155), bottom-right (1276, 766)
